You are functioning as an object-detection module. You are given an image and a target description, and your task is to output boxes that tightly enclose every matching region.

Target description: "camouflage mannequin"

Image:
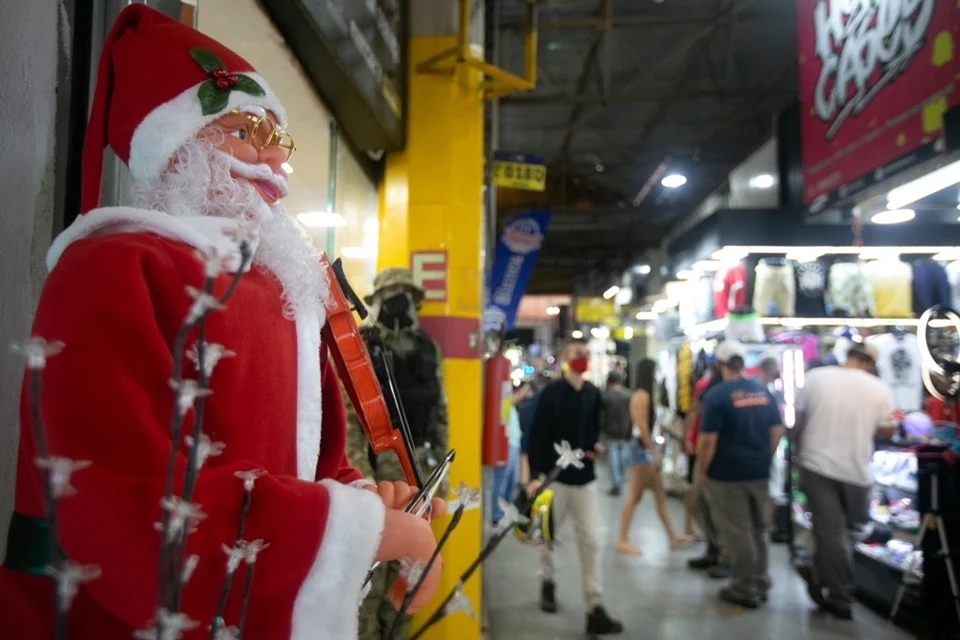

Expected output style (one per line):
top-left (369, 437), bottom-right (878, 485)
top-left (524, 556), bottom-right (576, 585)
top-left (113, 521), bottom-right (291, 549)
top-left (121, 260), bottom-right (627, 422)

top-left (344, 267), bottom-right (449, 640)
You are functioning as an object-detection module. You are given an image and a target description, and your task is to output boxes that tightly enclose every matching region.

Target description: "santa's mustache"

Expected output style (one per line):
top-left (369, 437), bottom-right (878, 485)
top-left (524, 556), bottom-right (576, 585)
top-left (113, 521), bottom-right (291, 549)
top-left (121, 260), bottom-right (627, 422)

top-left (213, 151), bottom-right (290, 200)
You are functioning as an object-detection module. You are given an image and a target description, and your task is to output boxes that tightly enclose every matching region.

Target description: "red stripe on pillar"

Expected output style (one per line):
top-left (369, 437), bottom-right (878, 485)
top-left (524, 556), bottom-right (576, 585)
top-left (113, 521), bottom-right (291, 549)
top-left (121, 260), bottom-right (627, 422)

top-left (418, 316), bottom-right (482, 360)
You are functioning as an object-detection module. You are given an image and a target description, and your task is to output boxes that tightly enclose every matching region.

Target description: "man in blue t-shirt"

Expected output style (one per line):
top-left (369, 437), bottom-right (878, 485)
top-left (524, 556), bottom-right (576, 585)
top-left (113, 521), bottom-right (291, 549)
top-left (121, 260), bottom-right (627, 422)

top-left (697, 341), bottom-right (784, 609)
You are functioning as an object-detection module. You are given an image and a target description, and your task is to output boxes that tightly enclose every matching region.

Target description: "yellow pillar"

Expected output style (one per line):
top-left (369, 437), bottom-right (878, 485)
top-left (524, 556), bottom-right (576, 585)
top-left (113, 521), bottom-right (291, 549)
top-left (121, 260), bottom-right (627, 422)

top-left (378, 3), bottom-right (485, 639)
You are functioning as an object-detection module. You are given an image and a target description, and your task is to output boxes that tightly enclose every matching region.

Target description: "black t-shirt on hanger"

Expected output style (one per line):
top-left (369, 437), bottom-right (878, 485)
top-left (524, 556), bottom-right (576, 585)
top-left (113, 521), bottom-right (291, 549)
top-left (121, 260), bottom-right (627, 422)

top-left (793, 260), bottom-right (828, 317)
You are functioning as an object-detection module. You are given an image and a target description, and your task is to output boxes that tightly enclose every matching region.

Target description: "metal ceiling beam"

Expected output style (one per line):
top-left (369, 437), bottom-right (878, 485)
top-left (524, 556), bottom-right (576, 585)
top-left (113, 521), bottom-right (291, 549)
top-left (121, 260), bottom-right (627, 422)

top-left (501, 86), bottom-right (792, 105)
top-left (500, 12), bottom-right (721, 31)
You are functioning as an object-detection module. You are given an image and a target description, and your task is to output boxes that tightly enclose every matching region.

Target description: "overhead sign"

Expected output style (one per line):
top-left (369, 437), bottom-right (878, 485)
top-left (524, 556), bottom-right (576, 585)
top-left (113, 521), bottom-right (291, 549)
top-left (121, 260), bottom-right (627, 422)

top-left (483, 211), bottom-right (551, 332)
top-left (411, 251), bottom-right (448, 302)
top-left (493, 152), bottom-right (547, 192)
top-left (575, 298), bottom-right (616, 324)
top-left (797, 0), bottom-right (958, 210)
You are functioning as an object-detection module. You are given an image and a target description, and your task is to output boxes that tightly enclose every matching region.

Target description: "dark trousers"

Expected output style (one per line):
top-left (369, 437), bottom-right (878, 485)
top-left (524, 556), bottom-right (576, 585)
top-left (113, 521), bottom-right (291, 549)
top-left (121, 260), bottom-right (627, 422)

top-left (799, 468), bottom-right (870, 607)
top-left (706, 478), bottom-right (771, 599)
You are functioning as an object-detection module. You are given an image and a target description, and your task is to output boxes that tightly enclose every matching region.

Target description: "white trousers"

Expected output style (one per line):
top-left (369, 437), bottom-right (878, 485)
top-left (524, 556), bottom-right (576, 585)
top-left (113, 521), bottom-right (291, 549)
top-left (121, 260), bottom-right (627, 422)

top-left (538, 481), bottom-right (603, 608)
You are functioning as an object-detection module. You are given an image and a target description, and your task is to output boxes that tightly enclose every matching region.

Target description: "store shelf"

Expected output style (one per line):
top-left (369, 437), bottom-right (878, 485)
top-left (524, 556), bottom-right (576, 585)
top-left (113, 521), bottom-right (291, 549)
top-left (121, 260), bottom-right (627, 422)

top-left (855, 543), bottom-right (923, 581)
top-left (875, 480), bottom-right (919, 497)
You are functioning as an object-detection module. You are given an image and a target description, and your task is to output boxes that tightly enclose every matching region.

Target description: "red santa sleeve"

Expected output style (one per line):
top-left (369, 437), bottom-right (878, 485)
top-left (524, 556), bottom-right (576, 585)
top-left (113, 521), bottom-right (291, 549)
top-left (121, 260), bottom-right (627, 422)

top-left (20, 233), bottom-right (384, 638)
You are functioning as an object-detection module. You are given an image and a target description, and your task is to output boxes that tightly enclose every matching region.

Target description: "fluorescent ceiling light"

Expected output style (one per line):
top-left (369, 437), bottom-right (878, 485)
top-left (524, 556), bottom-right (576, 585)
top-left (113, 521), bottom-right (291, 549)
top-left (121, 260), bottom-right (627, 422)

top-left (692, 260), bottom-right (723, 272)
top-left (571, 330), bottom-right (584, 339)
top-left (602, 285), bottom-right (621, 300)
top-left (933, 252), bottom-right (960, 262)
top-left (637, 264), bottom-right (652, 275)
top-left (651, 299), bottom-right (677, 313)
top-left (615, 288), bottom-right (633, 305)
top-left (871, 209), bottom-right (915, 225)
top-left (622, 326), bottom-right (634, 340)
top-left (545, 306), bottom-right (561, 316)
top-left (711, 248), bottom-right (749, 262)
top-left (281, 162), bottom-right (294, 175)
top-left (886, 159), bottom-right (960, 209)
top-left (297, 211), bottom-right (347, 228)
top-left (635, 311), bottom-right (658, 321)
top-left (340, 246), bottom-right (376, 259)
top-left (748, 174), bottom-right (776, 189)
top-left (785, 250), bottom-right (823, 262)
top-left (676, 269), bottom-right (698, 280)
top-left (661, 173), bottom-right (687, 189)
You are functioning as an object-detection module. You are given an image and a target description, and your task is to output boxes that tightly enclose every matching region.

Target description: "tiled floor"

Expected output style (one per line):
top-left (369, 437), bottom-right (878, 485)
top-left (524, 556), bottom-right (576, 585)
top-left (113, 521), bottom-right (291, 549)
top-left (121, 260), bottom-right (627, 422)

top-left (484, 469), bottom-right (914, 640)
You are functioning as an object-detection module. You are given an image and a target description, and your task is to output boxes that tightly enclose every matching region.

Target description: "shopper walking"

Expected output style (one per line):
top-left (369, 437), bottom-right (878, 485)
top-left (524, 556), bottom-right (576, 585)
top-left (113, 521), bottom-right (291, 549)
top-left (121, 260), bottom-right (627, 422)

top-left (602, 372), bottom-right (634, 496)
top-left (617, 358), bottom-right (691, 555)
top-left (492, 384), bottom-right (530, 524)
top-left (698, 341), bottom-right (784, 608)
top-left (795, 343), bottom-right (896, 620)
top-left (527, 339), bottom-right (624, 635)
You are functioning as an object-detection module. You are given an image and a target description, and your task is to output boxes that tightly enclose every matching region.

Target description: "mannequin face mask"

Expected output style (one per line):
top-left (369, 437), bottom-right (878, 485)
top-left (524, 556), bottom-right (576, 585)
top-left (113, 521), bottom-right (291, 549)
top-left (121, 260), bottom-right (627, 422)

top-left (378, 292), bottom-right (415, 329)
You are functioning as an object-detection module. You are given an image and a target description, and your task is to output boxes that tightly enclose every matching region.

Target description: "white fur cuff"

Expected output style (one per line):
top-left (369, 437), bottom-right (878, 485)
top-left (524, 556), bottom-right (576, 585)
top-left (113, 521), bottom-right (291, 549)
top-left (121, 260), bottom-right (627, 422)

top-left (289, 480), bottom-right (386, 640)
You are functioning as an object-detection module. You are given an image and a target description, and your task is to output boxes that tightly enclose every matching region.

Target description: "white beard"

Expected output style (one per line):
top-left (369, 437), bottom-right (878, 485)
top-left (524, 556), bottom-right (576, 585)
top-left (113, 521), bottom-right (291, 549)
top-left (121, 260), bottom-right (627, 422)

top-left (130, 136), bottom-right (327, 320)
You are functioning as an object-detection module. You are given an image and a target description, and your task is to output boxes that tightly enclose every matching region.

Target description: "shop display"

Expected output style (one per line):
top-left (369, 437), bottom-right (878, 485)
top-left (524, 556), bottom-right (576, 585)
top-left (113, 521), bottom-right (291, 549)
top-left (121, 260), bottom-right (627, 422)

top-left (793, 259), bottom-right (828, 317)
top-left (912, 260), bottom-right (953, 316)
top-left (867, 331), bottom-right (924, 413)
top-left (863, 258), bottom-right (913, 318)
top-left (826, 260), bottom-right (876, 318)
top-left (753, 258), bottom-right (795, 316)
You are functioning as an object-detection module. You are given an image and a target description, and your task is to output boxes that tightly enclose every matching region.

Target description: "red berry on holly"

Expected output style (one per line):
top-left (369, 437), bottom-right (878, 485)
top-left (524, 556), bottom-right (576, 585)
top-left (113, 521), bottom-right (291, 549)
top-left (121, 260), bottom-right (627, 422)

top-left (227, 74), bottom-right (238, 87)
top-left (213, 68), bottom-right (227, 78)
top-left (215, 77), bottom-right (230, 90)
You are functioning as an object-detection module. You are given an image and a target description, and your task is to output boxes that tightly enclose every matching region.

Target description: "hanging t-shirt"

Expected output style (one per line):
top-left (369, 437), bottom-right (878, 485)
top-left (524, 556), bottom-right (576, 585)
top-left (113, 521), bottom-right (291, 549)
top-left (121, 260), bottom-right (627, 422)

top-left (866, 332), bottom-right (923, 412)
top-left (863, 259), bottom-right (913, 318)
top-left (793, 260), bottom-right (827, 316)
top-left (947, 262), bottom-right (960, 309)
top-left (753, 261), bottom-right (795, 316)
top-left (913, 261), bottom-right (952, 315)
top-left (713, 262), bottom-right (747, 318)
top-left (695, 275), bottom-right (715, 323)
top-left (826, 262), bottom-right (875, 317)
top-left (676, 342), bottom-right (693, 415)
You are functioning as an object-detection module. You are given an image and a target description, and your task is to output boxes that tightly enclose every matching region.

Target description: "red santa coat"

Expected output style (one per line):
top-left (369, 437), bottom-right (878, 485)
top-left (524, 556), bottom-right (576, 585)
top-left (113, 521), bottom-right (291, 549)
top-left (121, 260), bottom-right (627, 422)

top-left (0, 208), bottom-right (385, 639)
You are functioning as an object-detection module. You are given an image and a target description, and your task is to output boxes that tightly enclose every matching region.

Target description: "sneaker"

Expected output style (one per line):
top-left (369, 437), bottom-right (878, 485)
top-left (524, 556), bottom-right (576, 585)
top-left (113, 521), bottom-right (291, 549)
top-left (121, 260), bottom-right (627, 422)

top-left (718, 587), bottom-right (760, 609)
top-left (687, 555), bottom-right (718, 570)
top-left (540, 580), bottom-right (558, 613)
top-left (796, 564), bottom-right (827, 609)
top-left (586, 605), bottom-right (624, 634)
top-left (708, 565), bottom-right (731, 580)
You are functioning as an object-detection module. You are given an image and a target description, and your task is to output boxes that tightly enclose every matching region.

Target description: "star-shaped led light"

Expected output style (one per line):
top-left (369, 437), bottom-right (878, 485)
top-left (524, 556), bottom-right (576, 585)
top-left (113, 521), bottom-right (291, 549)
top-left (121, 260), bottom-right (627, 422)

top-left (186, 342), bottom-right (236, 378)
top-left (185, 285), bottom-right (226, 324)
top-left (47, 561), bottom-right (101, 611)
top-left (222, 543), bottom-right (246, 575)
top-left (133, 609), bottom-right (200, 640)
top-left (160, 497), bottom-right (207, 543)
top-left (528, 514), bottom-right (545, 544)
top-left (181, 554), bottom-right (200, 585)
top-left (399, 556), bottom-right (426, 592)
top-left (451, 482), bottom-right (482, 511)
top-left (212, 625), bottom-right (240, 640)
top-left (184, 434), bottom-right (225, 469)
top-left (197, 245), bottom-right (232, 279)
top-left (496, 497), bottom-right (528, 535)
top-left (10, 337), bottom-right (65, 370)
top-left (243, 539), bottom-right (270, 565)
top-left (235, 469), bottom-right (266, 493)
top-left (34, 457), bottom-right (91, 499)
top-left (169, 379), bottom-right (213, 417)
top-left (554, 440), bottom-right (585, 470)
top-left (444, 586), bottom-right (476, 620)
top-left (223, 215), bottom-right (261, 248)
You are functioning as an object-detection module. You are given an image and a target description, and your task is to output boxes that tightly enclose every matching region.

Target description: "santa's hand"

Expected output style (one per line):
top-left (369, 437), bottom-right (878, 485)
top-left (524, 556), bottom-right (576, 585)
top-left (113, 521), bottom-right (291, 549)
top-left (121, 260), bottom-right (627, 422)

top-left (376, 509), bottom-right (443, 612)
top-left (376, 481), bottom-right (447, 518)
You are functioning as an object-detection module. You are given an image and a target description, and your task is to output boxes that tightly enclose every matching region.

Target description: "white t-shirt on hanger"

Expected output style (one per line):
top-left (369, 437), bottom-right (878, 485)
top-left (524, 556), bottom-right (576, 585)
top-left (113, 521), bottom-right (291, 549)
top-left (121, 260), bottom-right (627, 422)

top-left (866, 332), bottom-right (923, 412)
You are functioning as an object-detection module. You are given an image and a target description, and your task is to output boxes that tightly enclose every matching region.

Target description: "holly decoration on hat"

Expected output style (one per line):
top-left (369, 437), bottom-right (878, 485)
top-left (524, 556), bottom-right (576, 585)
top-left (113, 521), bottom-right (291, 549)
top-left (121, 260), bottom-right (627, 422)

top-left (190, 47), bottom-right (265, 116)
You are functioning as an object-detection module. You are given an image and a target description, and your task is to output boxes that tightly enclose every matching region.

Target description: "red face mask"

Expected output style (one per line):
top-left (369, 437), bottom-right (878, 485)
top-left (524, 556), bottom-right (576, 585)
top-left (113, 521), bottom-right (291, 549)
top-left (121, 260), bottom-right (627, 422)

top-left (568, 356), bottom-right (590, 374)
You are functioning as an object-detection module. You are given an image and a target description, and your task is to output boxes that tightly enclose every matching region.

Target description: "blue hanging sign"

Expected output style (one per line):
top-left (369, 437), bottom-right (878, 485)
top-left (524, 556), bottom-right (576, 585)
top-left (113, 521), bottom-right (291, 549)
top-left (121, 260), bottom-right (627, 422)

top-left (483, 211), bottom-right (551, 333)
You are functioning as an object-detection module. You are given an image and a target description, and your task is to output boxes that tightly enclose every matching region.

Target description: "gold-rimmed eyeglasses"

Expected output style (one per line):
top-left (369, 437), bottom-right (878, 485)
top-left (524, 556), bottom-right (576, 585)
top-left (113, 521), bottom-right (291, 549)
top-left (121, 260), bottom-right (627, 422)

top-left (227, 109), bottom-right (296, 161)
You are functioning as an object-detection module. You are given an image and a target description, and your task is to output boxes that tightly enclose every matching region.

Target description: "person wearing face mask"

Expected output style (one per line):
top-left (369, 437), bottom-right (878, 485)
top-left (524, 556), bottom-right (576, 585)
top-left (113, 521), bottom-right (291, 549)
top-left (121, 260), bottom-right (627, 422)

top-left (344, 267), bottom-right (449, 640)
top-left (526, 339), bottom-right (624, 635)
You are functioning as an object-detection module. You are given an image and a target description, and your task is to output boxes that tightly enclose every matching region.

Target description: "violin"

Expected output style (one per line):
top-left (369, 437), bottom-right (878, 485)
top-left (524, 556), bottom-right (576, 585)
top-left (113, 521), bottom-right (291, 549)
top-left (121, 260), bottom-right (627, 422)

top-left (320, 254), bottom-right (424, 488)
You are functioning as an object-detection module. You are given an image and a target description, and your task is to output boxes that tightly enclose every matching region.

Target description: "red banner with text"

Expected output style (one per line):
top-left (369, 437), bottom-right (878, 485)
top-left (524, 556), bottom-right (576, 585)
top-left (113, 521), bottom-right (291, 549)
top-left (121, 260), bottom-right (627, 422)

top-left (798, 0), bottom-right (959, 208)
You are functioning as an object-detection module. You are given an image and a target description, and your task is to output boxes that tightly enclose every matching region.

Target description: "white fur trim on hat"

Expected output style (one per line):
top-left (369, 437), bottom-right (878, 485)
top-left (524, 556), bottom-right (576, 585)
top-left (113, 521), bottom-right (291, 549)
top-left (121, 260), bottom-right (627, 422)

top-left (127, 72), bottom-right (285, 185)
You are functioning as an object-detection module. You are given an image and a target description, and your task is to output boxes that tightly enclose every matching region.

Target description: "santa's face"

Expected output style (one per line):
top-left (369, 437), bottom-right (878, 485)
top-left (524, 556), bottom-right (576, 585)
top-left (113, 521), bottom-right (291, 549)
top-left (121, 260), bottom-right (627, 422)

top-left (202, 109), bottom-right (291, 205)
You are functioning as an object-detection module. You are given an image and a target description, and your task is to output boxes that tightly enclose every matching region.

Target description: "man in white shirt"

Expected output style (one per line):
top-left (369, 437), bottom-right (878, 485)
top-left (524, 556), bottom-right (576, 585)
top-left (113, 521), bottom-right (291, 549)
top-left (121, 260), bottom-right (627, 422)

top-left (795, 344), bottom-right (896, 620)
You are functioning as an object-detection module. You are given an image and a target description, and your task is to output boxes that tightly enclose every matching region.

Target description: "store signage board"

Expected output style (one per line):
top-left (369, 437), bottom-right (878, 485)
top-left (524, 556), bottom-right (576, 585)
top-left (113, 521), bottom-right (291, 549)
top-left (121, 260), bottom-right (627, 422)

top-left (483, 211), bottom-right (551, 332)
top-left (411, 250), bottom-right (448, 303)
top-left (797, 0), bottom-right (958, 212)
top-left (493, 152), bottom-right (547, 192)
top-left (575, 298), bottom-right (616, 324)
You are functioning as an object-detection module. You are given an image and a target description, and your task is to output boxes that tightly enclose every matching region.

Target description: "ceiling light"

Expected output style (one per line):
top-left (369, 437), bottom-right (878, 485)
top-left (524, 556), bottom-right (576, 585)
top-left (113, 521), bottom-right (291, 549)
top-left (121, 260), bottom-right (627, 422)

top-left (281, 162), bottom-right (294, 175)
top-left (297, 211), bottom-right (347, 228)
top-left (615, 288), bottom-right (633, 305)
top-left (622, 326), bottom-right (634, 340)
top-left (785, 250), bottom-right (824, 262)
top-left (748, 173), bottom-right (776, 189)
top-left (546, 306), bottom-right (561, 316)
top-left (933, 252), bottom-right (960, 262)
top-left (871, 209), bottom-right (915, 225)
top-left (661, 173), bottom-right (687, 189)
top-left (571, 330), bottom-right (584, 339)
top-left (886, 159), bottom-right (960, 209)
top-left (602, 285), bottom-right (621, 300)
top-left (635, 311), bottom-right (658, 321)
top-left (676, 269), bottom-right (698, 280)
top-left (637, 264), bottom-right (652, 275)
top-left (692, 260), bottom-right (722, 272)
top-left (595, 164), bottom-right (605, 173)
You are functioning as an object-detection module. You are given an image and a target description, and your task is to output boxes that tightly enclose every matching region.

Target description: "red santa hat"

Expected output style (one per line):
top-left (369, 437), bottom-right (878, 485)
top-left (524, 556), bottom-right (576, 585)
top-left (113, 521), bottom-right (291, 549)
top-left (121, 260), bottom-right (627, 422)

top-left (81, 4), bottom-right (286, 213)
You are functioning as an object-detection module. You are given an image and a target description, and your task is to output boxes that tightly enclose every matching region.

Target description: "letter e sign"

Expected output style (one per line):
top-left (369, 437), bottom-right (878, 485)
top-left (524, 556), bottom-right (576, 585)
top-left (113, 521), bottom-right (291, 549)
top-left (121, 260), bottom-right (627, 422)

top-left (411, 251), bottom-right (447, 302)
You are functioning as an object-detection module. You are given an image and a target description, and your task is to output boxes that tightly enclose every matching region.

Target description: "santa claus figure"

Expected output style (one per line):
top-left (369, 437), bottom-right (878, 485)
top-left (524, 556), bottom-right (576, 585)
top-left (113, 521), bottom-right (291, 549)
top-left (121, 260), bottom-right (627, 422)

top-left (0, 6), bottom-right (441, 638)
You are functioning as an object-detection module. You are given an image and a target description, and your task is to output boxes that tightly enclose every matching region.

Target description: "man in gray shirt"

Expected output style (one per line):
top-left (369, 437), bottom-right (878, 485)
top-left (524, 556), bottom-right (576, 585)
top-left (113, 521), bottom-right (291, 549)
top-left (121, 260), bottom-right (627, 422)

top-left (602, 372), bottom-right (634, 496)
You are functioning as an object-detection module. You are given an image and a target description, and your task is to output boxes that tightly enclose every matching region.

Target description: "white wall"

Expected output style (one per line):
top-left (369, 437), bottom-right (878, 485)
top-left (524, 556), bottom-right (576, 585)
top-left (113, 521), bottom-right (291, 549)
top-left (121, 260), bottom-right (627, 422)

top-left (0, 1), bottom-right (61, 557)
